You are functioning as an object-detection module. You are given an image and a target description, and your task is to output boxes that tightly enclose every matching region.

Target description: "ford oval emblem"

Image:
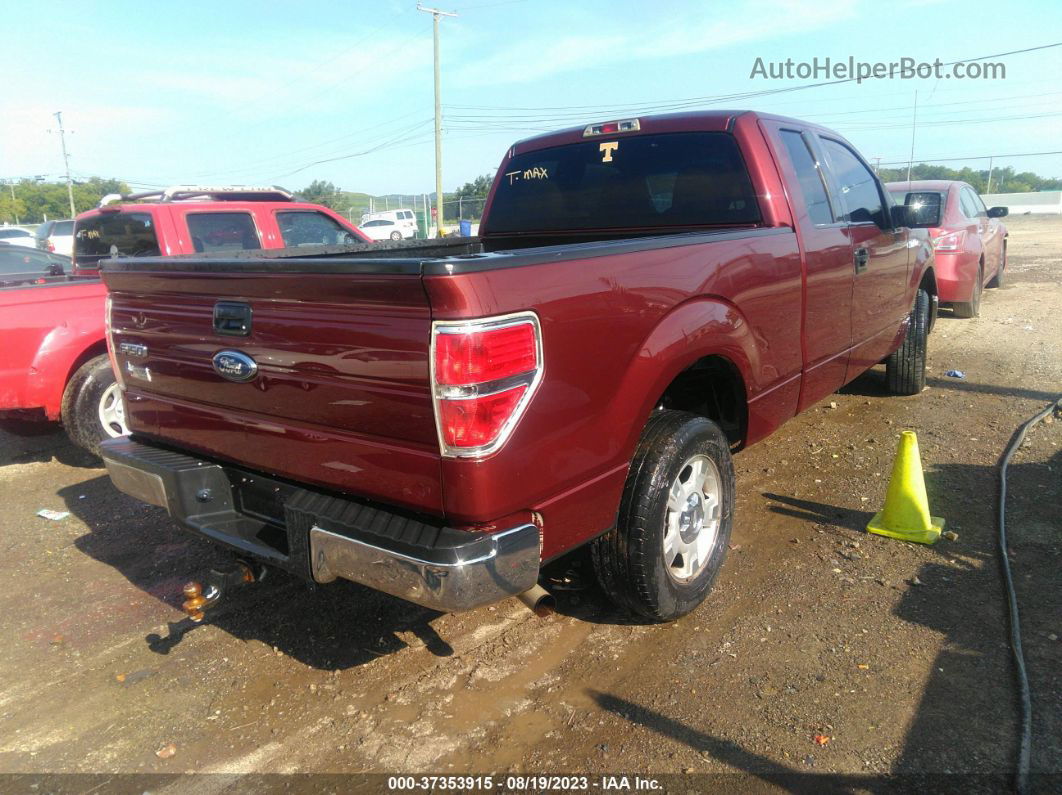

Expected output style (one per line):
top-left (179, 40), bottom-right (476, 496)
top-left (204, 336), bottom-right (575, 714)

top-left (212, 350), bottom-right (258, 382)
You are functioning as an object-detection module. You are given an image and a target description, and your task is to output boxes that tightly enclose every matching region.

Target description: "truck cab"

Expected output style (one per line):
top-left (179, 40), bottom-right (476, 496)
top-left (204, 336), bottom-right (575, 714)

top-left (72, 185), bottom-right (370, 273)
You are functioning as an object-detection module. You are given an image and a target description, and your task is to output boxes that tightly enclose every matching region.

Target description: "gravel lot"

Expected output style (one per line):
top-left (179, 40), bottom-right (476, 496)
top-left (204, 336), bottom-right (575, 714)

top-left (1, 215), bottom-right (1059, 790)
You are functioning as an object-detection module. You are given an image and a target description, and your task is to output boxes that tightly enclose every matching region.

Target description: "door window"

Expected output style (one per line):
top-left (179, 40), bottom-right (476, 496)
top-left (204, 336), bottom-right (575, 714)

top-left (820, 139), bottom-right (887, 228)
top-left (961, 187), bottom-right (987, 218)
top-left (277, 211), bottom-right (358, 246)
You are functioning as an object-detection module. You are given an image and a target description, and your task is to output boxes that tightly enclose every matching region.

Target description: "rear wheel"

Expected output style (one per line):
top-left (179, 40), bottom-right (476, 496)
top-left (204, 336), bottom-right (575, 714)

top-left (591, 410), bottom-right (734, 621)
top-left (951, 263), bottom-right (982, 318)
top-left (885, 288), bottom-right (930, 395)
top-left (389, 231), bottom-right (403, 241)
top-left (61, 355), bottom-right (128, 456)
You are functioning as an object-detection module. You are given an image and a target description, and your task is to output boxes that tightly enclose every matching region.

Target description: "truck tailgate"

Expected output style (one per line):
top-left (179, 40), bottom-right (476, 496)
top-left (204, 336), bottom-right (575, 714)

top-left (103, 263), bottom-right (442, 514)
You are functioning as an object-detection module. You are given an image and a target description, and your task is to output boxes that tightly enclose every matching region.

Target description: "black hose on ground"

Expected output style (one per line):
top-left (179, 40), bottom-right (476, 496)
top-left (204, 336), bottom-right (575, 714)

top-left (998, 396), bottom-right (1061, 794)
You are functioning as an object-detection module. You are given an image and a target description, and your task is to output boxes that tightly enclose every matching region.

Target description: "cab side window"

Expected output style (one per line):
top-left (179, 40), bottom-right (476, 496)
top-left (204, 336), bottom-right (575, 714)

top-left (820, 138), bottom-right (887, 228)
top-left (186, 213), bottom-right (261, 253)
top-left (780, 130), bottom-right (835, 226)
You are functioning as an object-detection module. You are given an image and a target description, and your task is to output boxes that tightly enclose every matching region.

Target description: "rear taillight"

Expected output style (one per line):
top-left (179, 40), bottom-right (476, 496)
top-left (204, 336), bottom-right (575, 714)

top-left (46, 240), bottom-right (55, 252)
top-left (105, 295), bottom-right (125, 389)
top-left (932, 230), bottom-right (965, 252)
top-left (431, 313), bottom-right (542, 457)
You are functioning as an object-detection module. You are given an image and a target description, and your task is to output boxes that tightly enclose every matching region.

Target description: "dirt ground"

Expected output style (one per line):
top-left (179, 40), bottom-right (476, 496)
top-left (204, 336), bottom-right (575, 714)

top-left (1, 215), bottom-right (1059, 792)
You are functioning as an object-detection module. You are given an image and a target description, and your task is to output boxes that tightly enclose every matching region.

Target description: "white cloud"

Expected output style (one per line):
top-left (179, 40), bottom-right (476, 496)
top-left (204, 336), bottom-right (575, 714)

top-left (451, 0), bottom-right (859, 87)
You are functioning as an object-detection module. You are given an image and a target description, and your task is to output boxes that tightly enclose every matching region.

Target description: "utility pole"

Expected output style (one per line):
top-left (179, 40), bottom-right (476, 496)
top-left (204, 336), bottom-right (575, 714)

top-left (417, 4), bottom-right (457, 237)
top-left (3, 182), bottom-right (18, 224)
top-left (986, 156), bottom-right (994, 194)
top-left (53, 111), bottom-right (76, 217)
top-left (906, 90), bottom-right (918, 184)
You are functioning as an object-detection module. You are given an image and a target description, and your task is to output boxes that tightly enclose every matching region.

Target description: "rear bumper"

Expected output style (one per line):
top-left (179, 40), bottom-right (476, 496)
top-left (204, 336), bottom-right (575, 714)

top-left (99, 436), bottom-right (541, 612)
top-left (932, 251), bottom-right (978, 303)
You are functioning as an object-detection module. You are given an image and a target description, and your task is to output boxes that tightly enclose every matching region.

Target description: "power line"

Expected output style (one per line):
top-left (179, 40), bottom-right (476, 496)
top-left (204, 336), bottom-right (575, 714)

top-left (439, 41), bottom-right (1062, 125)
top-left (874, 149), bottom-right (1062, 167)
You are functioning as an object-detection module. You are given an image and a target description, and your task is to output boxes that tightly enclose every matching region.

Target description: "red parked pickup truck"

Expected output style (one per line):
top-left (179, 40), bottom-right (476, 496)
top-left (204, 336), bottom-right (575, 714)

top-left (72, 185), bottom-right (370, 274)
top-left (98, 111), bottom-right (938, 621)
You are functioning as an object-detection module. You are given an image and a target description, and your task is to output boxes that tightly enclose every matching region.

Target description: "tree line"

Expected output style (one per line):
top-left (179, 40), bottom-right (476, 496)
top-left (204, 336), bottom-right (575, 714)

top-left (876, 164), bottom-right (1062, 194)
top-left (296, 175), bottom-right (493, 222)
top-left (0, 177), bottom-right (131, 225)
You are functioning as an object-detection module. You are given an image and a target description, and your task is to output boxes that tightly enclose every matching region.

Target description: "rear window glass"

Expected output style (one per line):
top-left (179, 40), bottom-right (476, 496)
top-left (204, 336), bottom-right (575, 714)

top-left (0, 229), bottom-right (32, 240)
top-left (53, 221), bottom-right (74, 235)
top-left (277, 211), bottom-right (358, 246)
top-left (75, 213), bottom-right (160, 268)
top-left (486, 132), bottom-right (761, 234)
top-left (187, 212), bottom-right (261, 252)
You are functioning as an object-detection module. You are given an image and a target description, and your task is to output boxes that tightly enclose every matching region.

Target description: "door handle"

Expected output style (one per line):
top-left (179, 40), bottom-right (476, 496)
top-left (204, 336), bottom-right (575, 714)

top-left (854, 247), bottom-right (869, 273)
top-left (213, 301), bottom-right (253, 336)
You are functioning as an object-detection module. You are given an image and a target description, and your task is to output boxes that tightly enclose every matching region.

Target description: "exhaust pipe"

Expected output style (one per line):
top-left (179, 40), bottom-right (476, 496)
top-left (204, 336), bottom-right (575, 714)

top-left (516, 584), bottom-right (555, 617)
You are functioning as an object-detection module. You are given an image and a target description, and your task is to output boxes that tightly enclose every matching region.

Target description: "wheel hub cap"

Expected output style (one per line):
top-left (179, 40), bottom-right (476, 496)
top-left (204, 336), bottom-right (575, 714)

top-left (97, 383), bottom-right (130, 438)
top-left (663, 454), bottom-right (722, 583)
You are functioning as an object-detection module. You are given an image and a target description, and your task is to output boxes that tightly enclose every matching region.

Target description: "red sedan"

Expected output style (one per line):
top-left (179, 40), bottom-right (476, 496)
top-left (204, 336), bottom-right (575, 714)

top-left (887, 180), bottom-right (1008, 318)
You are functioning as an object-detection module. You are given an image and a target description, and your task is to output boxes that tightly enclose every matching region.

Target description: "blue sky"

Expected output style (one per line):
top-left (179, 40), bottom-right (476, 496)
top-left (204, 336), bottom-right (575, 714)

top-left (4, 0), bottom-right (1061, 196)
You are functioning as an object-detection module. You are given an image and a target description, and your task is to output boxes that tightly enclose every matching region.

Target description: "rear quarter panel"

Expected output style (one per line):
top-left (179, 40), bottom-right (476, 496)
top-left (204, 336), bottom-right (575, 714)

top-left (424, 230), bottom-right (803, 558)
top-left (0, 280), bottom-right (108, 418)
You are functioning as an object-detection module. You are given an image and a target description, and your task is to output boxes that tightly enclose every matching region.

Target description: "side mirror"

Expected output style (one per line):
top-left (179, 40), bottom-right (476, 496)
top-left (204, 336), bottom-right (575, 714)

top-left (900, 191), bottom-right (943, 228)
top-left (987, 206), bottom-right (1008, 218)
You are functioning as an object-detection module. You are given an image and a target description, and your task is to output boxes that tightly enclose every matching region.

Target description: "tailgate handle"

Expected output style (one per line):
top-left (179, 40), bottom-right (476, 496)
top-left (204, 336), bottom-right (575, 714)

top-left (213, 302), bottom-right (252, 336)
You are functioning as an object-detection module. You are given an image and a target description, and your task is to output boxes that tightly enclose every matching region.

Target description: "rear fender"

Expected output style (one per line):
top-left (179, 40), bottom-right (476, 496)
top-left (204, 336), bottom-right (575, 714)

top-left (28, 329), bottom-right (107, 420)
top-left (608, 297), bottom-right (756, 459)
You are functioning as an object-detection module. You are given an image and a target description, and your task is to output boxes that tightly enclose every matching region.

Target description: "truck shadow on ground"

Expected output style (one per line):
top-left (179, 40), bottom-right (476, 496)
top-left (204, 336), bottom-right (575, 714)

top-left (59, 473), bottom-right (455, 671)
top-left (583, 448), bottom-right (1056, 788)
top-left (839, 367), bottom-right (1059, 404)
top-left (0, 422), bottom-right (100, 468)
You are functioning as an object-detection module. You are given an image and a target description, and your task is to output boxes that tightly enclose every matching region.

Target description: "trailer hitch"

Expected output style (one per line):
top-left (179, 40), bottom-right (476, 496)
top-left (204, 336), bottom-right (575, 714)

top-left (181, 560), bottom-right (266, 622)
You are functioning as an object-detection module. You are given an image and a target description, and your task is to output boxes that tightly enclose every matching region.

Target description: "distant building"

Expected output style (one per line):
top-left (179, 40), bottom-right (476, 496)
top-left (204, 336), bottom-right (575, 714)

top-left (980, 191), bottom-right (1062, 215)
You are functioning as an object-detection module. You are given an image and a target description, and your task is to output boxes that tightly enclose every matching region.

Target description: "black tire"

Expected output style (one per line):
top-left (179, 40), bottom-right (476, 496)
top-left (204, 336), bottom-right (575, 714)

top-left (951, 263), bottom-right (982, 318)
top-left (987, 243), bottom-right (1006, 288)
top-left (591, 410), bottom-right (734, 621)
top-left (61, 355), bottom-right (127, 456)
top-left (389, 231), bottom-right (403, 241)
top-left (885, 288), bottom-right (930, 395)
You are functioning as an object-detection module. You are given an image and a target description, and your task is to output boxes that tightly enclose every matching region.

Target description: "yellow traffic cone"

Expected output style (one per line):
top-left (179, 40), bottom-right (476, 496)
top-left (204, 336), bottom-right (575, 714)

top-left (866, 431), bottom-right (944, 544)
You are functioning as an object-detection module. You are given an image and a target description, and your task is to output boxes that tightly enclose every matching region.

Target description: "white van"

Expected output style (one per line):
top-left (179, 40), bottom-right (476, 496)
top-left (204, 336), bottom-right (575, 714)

top-left (358, 209), bottom-right (417, 240)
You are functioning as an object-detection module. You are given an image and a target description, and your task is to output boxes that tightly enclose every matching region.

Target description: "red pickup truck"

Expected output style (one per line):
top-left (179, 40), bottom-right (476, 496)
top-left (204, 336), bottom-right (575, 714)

top-left (72, 185), bottom-right (370, 274)
top-left (99, 111), bottom-right (937, 621)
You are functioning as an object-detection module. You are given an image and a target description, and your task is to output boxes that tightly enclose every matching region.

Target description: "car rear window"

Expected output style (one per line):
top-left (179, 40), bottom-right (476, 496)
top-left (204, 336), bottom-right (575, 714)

top-left (0, 229), bottom-right (32, 240)
top-left (485, 132), bottom-right (761, 234)
top-left (75, 212), bottom-right (161, 268)
top-left (187, 212), bottom-right (261, 252)
top-left (53, 221), bottom-right (74, 235)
